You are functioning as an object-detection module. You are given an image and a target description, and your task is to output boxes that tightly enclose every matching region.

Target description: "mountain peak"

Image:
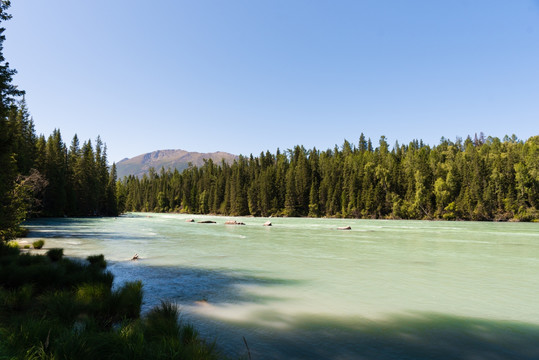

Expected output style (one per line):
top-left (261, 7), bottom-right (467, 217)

top-left (116, 149), bottom-right (237, 178)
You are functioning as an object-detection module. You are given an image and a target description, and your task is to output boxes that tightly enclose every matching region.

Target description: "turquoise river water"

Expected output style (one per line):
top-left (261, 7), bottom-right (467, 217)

top-left (23, 213), bottom-right (539, 359)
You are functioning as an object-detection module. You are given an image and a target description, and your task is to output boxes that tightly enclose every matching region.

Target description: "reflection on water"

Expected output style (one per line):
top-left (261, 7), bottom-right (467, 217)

top-left (23, 214), bottom-right (539, 359)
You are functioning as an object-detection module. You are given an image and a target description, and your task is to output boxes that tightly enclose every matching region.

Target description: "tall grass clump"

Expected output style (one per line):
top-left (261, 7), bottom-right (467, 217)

top-left (32, 240), bottom-right (44, 249)
top-left (144, 301), bottom-right (181, 341)
top-left (46, 248), bottom-right (63, 262)
top-left (87, 254), bottom-right (107, 269)
top-left (111, 281), bottom-right (143, 320)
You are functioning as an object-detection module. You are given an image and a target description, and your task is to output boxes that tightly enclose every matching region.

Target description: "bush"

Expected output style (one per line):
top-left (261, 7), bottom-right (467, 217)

top-left (38, 290), bottom-right (81, 325)
top-left (87, 254), bottom-right (107, 269)
top-left (111, 281), bottom-right (143, 320)
top-left (0, 284), bottom-right (34, 312)
top-left (144, 301), bottom-right (181, 341)
top-left (76, 283), bottom-right (110, 308)
top-left (0, 242), bottom-right (20, 256)
top-left (32, 240), bottom-right (45, 249)
top-left (7, 241), bottom-right (18, 248)
top-left (46, 248), bottom-right (63, 262)
top-left (23, 244), bottom-right (30, 249)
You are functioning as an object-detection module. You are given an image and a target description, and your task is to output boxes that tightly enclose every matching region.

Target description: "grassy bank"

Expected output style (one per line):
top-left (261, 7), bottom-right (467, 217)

top-left (0, 243), bottom-right (221, 360)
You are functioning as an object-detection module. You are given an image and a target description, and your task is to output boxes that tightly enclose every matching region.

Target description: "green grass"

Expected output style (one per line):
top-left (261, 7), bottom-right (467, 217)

top-left (46, 248), bottom-right (63, 262)
top-left (0, 242), bottom-right (222, 360)
top-left (87, 254), bottom-right (107, 269)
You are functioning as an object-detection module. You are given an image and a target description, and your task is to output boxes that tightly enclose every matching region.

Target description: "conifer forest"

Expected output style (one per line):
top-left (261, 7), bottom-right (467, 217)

top-left (118, 134), bottom-right (538, 222)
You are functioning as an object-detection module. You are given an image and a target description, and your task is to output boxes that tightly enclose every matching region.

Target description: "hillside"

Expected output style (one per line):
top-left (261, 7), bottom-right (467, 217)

top-left (116, 149), bottom-right (237, 178)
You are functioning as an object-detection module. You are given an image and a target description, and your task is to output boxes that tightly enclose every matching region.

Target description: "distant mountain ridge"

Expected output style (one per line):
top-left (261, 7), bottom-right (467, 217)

top-left (116, 149), bottom-right (237, 178)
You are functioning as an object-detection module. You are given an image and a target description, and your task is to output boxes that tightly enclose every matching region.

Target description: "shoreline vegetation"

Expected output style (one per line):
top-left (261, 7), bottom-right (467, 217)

top-left (0, 241), bottom-right (222, 360)
top-left (117, 135), bottom-right (538, 223)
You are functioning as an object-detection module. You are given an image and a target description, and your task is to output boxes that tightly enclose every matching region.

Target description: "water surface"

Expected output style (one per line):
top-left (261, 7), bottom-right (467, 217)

top-left (24, 214), bottom-right (539, 359)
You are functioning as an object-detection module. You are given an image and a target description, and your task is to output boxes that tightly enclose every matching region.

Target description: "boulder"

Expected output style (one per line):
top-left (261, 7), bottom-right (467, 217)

top-left (337, 226), bottom-right (351, 230)
top-left (263, 221), bottom-right (272, 226)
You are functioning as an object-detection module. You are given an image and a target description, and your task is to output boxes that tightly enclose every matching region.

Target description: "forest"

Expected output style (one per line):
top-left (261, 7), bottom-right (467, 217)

top-left (0, 97), bottom-right (118, 240)
top-left (117, 134), bottom-right (538, 222)
top-left (0, 90), bottom-right (117, 240)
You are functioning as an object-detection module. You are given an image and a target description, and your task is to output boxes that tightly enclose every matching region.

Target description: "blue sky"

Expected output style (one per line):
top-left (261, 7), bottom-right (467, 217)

top-left (5, 1), bottom-right (539, 163)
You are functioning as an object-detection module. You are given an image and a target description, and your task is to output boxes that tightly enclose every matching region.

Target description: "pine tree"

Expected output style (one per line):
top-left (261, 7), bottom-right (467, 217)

top-left (0, 1), bottom-right (26, 240)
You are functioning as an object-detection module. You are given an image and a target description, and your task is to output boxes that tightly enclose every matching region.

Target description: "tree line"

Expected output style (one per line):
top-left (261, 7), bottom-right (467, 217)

top-left (118, 133), bottom-right (538, 221)
top-left (1, 95), bottom-right (119, 240)
top-left (0, 0), bottom-right (118, 240)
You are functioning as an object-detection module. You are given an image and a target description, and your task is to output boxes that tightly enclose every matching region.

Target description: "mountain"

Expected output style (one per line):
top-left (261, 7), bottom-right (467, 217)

top-left (116, 149), bottom-right (237, 178)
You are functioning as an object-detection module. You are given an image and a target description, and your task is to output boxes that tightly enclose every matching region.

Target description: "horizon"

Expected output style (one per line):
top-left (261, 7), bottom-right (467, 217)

top-left (5, 1), bottom-right (539, 163)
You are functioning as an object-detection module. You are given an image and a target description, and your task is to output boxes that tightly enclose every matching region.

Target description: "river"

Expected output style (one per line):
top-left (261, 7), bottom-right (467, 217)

top-left (23, 213), bottom-right (539, 359)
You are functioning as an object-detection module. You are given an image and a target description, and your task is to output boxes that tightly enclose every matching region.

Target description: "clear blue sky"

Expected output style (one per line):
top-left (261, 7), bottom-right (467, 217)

top-left (5, 0), bottom-right (539, 163)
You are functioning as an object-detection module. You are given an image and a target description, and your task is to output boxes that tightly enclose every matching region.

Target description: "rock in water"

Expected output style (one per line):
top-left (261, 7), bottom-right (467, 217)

top-left (225, 220), bottom-right (245, 225)
top-left (337, 226), bottom-right (351, 230)
top-left (263, 221), bottom-right (272, 226)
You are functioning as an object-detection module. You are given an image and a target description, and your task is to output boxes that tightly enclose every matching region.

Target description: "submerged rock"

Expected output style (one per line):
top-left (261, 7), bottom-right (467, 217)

top-left (225, 220), bottom-right (245, 225)
top-left (198, 220), bottom-right (217, 224)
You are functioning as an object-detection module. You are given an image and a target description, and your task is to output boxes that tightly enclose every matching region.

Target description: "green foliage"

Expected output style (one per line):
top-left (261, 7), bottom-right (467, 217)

top-left (144, 301), bottom-right (181, 341)
top-left (87, 254), bottom-right (107, 269)
top-left (0, 1), bottom-right (25, 242)
top-left (120, 134), bottom-right (538, 221)
top-left (111, 281), bottom-right (143, 320)
top-left (0, 283), bottom-right (33, 312)
top-left (46, 248), bottom-right (63, 262)
top-left (32, 239), bottom-right (44, 249)
top-left (0, 246), bottom-right (221, 360)
top-left (0, 2), bottom-right (117, 242)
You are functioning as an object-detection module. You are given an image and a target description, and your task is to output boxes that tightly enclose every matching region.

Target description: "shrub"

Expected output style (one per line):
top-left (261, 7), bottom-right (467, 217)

top-left (32, 240), bottom-right (45, 249)
top-left (180, 323), bottom-right (198, 346)
top-left (0, 242), bottom-right (20, 256)
top-left (38, 290), bottom-right (80, 324)
top-left (23, 244), bottom-right (30, 249)
top-left (87, 254), bottom-right (107, 269)
top-left (46, 248), bottom-right (63, 262)
top-left (7, 241), bottom-right (18, 248)
top-left (0, 284), bottom-right (34, 312)
top-left (144, 301), bottom-right (181, 341)
top-left (111, 281), bottom-right (143, 320)
top-left (76, 283), bottom-right (110, 308)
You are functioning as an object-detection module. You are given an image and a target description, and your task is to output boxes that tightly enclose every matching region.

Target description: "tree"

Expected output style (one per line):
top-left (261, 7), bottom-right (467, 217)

top-left (106, 163), bottom-right (119, 216)
top-left (117, 136), bottom-right (538, 222)
top-left (0, 1), bottom-right (26, 240)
